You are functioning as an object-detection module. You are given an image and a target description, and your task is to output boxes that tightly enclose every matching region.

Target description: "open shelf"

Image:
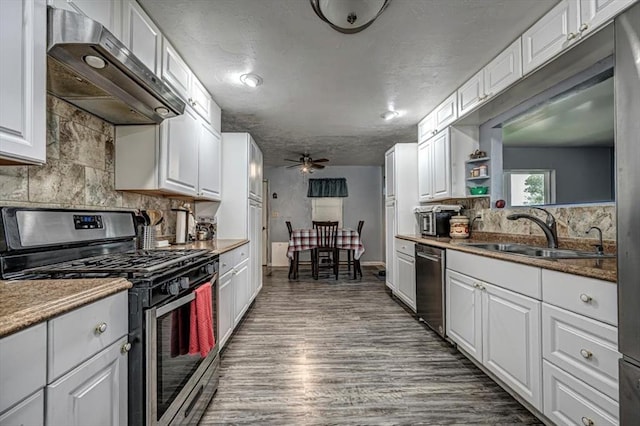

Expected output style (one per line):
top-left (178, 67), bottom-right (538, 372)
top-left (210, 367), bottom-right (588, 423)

top-left (467, 176), bottom-right (490, 182)
top-left (465, 156), bottom-right (490, 164)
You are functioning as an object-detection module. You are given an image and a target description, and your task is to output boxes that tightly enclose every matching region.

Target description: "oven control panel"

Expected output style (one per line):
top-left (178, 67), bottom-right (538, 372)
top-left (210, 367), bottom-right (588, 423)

top-left (73, 214), bottom-right (104, 230)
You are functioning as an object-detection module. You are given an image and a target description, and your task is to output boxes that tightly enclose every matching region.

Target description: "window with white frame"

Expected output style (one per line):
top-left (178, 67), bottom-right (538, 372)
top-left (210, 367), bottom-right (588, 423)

top-left (503, 169), bottom-right (556, 207)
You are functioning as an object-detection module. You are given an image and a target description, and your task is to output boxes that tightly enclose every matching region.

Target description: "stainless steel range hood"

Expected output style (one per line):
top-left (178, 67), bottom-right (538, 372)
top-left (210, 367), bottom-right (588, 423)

top-left (46, 7), bottom-right (185, 125)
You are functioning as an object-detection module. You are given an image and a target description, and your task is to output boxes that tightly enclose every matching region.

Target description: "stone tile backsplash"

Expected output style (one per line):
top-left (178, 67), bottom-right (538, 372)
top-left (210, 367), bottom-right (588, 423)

top-left (0, 96), bottom-right (179, 236)
top-left (461, 198), bottom-right (616, 242)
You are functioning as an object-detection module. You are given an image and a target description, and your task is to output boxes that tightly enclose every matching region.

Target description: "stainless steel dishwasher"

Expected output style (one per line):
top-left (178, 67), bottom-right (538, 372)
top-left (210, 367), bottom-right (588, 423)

top-left (415, 244), bottom-right (445, 338)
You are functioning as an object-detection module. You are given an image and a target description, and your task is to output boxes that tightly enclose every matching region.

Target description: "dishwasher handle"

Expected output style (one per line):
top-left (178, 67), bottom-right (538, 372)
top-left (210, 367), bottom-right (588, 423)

top-left (416, 251), bottom-right (441, 262)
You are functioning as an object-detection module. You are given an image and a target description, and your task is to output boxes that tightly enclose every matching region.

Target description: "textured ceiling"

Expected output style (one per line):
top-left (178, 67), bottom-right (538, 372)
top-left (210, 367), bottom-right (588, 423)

top-left (139, 0), bottom-right (558, 166)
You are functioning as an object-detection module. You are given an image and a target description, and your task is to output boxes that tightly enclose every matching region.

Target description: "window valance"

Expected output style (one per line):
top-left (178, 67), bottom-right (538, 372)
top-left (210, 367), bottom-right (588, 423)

top-left (307, 178), bottom-right (348, 197)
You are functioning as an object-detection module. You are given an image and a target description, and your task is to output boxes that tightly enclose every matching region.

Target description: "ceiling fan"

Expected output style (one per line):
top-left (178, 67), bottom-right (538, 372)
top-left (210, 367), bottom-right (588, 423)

top-left (284, 154), bottom-right (329, 173)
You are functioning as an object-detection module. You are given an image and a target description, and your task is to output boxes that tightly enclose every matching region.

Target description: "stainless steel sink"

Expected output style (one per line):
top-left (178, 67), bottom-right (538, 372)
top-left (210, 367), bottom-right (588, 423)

top-left (462, 242), bottom-right (615, 259)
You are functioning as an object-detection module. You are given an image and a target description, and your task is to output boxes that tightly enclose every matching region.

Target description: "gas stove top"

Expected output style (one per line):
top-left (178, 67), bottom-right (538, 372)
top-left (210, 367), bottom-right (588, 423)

top-left (23, 249), bottom-right (214, 279)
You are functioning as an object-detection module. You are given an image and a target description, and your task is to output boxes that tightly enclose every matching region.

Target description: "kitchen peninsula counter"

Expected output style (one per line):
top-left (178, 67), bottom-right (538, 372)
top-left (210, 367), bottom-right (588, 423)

top-left (397, 233), bottom-right (616, 283)
top-left (171, 238), bottom-right (248, 254)
top-left (0, 278), bottom-right (132, 338)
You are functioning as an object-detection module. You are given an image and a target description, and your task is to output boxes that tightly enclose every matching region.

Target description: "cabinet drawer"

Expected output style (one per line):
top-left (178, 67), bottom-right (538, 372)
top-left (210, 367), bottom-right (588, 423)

top-left (542, 269), bottom-right (617, 326)
top-left (0, 323), bottom-right (46, 413)
top-left (543, 360), bottom-right (618, 426)
top-left (395, 238), bottom-right (415, 257)
top-left (234, 244), bottom-right (249, 267)
top-left (220, 251), bottom-right (234, 276)
top-left (47, 292), bottom-right (128, 382)
top-left (543, 303), bottom-right (620, 401)
top-left (447, 250), bottom-right (541, 299)
top-left (0, 389), bottom-right (43, 426)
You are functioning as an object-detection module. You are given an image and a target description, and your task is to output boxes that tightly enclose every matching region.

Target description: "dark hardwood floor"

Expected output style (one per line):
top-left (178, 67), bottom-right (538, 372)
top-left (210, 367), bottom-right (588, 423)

top-left (199, 266), bottom-right (541, 425)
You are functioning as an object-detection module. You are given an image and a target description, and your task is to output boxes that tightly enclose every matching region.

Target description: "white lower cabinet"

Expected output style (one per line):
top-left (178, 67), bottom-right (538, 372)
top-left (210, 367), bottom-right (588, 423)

top-left (218, 269), bottom-right (234, 349)
top-left (0, 390), bottom-right (43, 426)
top-left (395, 251), bottom-right (416, 311)
top-left (233, 259), bottom-right (250, 326)
top-left (384, 201), bottom-right (396, 292)
top-left (446, 267), bottom-right (542, 410)
top-left (46, 337), bottom-right (128, 426)
top-left (543, 360), bottom-right (618, 426)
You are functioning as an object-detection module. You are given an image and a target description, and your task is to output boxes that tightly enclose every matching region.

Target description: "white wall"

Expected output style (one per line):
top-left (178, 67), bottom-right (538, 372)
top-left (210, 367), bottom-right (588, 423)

top-left (264, 165), bottom-right (384, 263)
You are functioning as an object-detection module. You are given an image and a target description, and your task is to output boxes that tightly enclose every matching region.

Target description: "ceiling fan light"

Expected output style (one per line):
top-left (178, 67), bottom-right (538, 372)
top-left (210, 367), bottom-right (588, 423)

top-left (310, 0), bottom-right (392, 34)
top-left (240, 73), bottom-right (263, 88)
top-left (381, 110), bottom-right (399, 120)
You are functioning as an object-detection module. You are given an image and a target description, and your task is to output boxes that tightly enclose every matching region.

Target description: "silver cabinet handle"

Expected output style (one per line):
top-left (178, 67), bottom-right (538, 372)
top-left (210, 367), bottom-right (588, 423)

top-left (580, 349), bottom-right (593, 359)
top-left (95, 322), bottom-right (108, 334)
top-left (579, 293), bottom-right (593, 303)
top-left (567, 32), bottom-right (577, 41)
top-left (121, 342), bottom-right (132, 353)
top-left (581, 417), bottom-right (594, 426)
top-left (579, 23), bottom-right (589, 33)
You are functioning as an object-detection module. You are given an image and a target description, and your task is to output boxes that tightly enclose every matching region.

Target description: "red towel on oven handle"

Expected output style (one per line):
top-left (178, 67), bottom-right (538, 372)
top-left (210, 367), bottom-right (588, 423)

top-left (188, 282), bottom-right (215, 358)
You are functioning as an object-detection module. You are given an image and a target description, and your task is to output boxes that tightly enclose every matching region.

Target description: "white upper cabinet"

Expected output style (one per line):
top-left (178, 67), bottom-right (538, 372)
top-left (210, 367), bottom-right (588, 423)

top-left (248, 138), bottom-right (263, 202)
top-left (0, 0), bottom-right (46, 165)
top-left (418, 127), bottom-right (477, 202)
top-left (160, 39), bottom-right (215, 125)
top-left (384, 148), bottom-right (396, 199)
top-left (159, 106), bottom-right (199, 195)
top-left (457, 70), bottom-right (484, 117)
top-left (433, 92), bottom-right (458, 131)
top-left (197, 123), bottom-right (221, 200)
top-left (483, 38), bottom-right (523, 99)
top-left (418, 113), bottom-right (435, 143)
top-left (48, 0), bottom-right (122, 39)
top-left (122, 0), bottom-right (161, 75)
top-left (522, 0), bottom-right (580, 75)
top-left (161, 39), bottom-right (192, 103)
top-left (579, 0), bottom-right (637, 36)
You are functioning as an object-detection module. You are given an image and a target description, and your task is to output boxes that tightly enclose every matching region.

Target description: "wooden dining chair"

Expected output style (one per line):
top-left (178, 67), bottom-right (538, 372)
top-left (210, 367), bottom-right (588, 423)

top-left (286, 221), bottom-right (297, 279)
top-left (312, 221), bottom-right (339, 279)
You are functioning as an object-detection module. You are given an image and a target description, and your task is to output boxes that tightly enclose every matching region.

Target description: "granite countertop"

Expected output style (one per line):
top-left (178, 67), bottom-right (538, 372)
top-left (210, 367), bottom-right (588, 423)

top-left (168, 238), bottom-right (248, 254)
top-left (0, 278), bottom-right (132, 338)
top-left (397, 233), bottom-right (616, 283)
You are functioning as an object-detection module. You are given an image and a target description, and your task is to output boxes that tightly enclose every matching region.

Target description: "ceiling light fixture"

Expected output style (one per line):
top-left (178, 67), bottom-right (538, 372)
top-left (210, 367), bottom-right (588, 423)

top-left (310, 0), bottom-right (392, 34)
top-left (381, 110), bottom-right (399, 120)
top-left (240, 73), bottom-right (263, 88)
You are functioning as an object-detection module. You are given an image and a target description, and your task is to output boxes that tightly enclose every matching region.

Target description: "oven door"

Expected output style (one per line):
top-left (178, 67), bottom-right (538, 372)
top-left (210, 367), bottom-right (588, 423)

top-left (146, 273), bottom-right (218, 426)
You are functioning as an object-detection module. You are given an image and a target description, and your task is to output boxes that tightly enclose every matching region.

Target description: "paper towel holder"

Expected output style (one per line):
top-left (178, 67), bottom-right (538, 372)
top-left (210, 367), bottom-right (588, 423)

top-left (172, 207), bottom-right (190, 244)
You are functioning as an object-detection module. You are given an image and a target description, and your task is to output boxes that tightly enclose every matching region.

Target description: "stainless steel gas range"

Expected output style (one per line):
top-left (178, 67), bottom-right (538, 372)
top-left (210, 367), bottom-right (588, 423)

top-left (0, 207), bottom-right (220, 425)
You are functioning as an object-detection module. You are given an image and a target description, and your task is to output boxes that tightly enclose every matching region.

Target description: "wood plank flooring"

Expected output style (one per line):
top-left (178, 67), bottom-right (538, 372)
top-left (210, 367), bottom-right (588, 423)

top-left (199, 267), bottom-right (541, 425)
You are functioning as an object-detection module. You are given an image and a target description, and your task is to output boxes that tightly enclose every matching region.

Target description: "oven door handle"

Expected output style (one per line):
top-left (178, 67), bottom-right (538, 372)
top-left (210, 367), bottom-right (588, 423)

top-left (156, 292), bottom-right (195, 318)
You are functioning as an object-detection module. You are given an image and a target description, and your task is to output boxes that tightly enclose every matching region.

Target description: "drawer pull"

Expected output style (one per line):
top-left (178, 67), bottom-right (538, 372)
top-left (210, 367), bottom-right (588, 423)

top-left (581, 417), bottom-right (594, 426)
top-left (579, 293), bottom-right (593, 303)
top-left (121, 342), bottom-right (132, 353)
top-left (580, 349), bottom-right (593, 359)
top-left (95, 322), bottom-right (108, 334)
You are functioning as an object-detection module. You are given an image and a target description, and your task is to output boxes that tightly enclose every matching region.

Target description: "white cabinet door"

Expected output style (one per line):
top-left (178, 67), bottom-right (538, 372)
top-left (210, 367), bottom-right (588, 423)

top-left (159, 107), bottom-right (199, 196)
top-left (46, 338), bottom-right (128, 426)
top-left (197, 123), bottom-right (221, 200)
top-left (218, 270), bottom-right (234, 349)
top-left (457, 70), bottom-right (484, 117)
top-left (395, 251), bottom-right (416, 311)
top-left (418, 139), bottom-right (433, 202)
top-left (0, 0), bottom-right (46, 165)
top-left (161, 39), bottom-right (192, 102)
top-left (580, 0), bottom-right (636, 36)
top-left (522, 0), bottom-right (580, 75)
top-left (385, 202), bottom-right (396, 292)
top-left (0, 390), bottom-right (44, 426)
top-left (248, 139), bottom-right (263, 202)
top-left (233, 260), bottom-right (250, 326)
top-left (49, 0), bottom-right (121, 39)
top-left (418, 113), bottom-right (436, 143)
top-left (249, 202), bottom-right (263, 299)
top-left (543, 360), bottom-right (619, 426)
top-left (122, 0), bottom-right (161, 75)
top-left (432, 131), bottom-right (451, 199)
top-left (433, 93), bottom-right (458, 131)
top-left (482, 283), bottom-right (542, 409)
top-left (446, 270), bottom-right (482, 362)
top-left (190, 78), bottom-right (212, 124)
top-left (484, 38), bottom-right (523, 98)
top-left (384, 148), bottom-right (396, 199)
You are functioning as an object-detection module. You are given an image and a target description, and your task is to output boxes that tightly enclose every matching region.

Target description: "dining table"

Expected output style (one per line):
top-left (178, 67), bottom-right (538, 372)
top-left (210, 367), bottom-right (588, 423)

top-left (287, 228), bottom-right (365, 279)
